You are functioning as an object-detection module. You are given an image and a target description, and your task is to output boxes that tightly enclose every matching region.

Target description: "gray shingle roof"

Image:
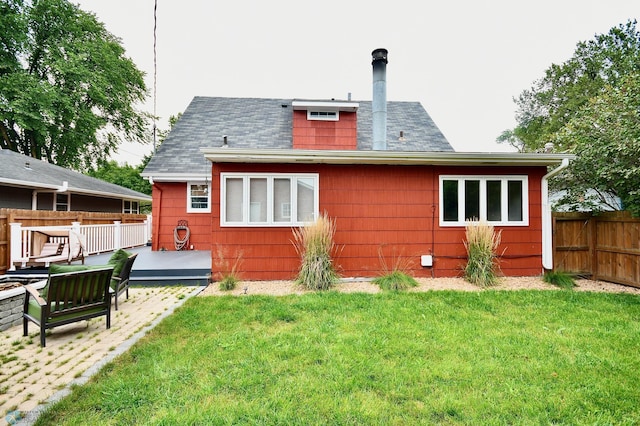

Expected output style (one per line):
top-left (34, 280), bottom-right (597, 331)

top-left (143, 96), bottom-right (453, 176)
top-left (0, 148), bottom-right (151, 201)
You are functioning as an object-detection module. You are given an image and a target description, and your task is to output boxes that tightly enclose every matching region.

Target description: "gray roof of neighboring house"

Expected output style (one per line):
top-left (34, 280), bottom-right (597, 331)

top-left (143, 96), bottom-right (453, 176)
top-left (0, 148), bottom-right (152, 201)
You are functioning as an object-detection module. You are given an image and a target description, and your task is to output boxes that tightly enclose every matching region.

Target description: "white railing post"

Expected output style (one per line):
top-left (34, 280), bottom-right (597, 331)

top-left (113, 221), bottom-right (122, 250)
top-left (71, 221), bottom-right (81, 234)
top-left (143, 219), bottom-right (149, 245)
top-left (9, 223), bottom-right (23, 271)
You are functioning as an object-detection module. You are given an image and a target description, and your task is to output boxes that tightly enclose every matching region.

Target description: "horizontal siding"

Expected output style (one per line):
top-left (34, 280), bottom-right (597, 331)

top-left (201, 164), bottom-right (547, 280)
top-left (152, 183), bottom-right (212, 252)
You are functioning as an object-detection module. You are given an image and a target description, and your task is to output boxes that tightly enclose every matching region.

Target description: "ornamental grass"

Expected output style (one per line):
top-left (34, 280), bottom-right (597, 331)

top-left (292, 213), bottom-right (339, 291)
top-left (464, 220), bottom-right (502, 287)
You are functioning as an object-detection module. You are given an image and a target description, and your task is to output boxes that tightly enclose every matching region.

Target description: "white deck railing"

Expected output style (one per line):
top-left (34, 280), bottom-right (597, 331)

top-left (9, 219), bottom-right (150, 270)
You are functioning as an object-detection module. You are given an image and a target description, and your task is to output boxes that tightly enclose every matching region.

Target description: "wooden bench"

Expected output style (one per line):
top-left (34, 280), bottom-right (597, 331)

top-left (23, 266), bottom-right (115, 347)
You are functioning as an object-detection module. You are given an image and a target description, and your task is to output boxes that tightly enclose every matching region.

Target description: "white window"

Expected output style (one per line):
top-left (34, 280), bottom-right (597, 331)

top-left (221, 173), bottom-right (319, 226)
top-left (123, 200), bottom-right (139, 214)
top-left (55, 193), bottom-right (69, 211)
top-left (439, 175), bottom-right (528, 226)
top-left (187, 182), bottom-right (211, 213)
top-left (307, 110), bottom-right (339, 121)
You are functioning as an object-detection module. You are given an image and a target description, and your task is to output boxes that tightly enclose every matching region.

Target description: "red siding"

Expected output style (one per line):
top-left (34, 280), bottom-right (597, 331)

top-left (151, 182), bottom-right (212, 251)
top-left (292, 110), bottom-right (357, 150)
top-left (198, 163), bottom-right (547, 280)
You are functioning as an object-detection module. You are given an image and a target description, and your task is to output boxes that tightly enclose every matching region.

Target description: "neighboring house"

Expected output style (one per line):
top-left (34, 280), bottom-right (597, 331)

top-left (143, 49), bottom-right (572, 280)
top-left (0, 148), bottom-right (151, 213)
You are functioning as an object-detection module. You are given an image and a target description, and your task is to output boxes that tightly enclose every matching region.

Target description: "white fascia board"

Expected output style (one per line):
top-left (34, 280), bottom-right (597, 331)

top-left (67, 187), bottom-right (152, 202)
top-left (0, 178), bottom-right (59, 190)
top-left (140, 173), bottom-right (209, 182)
top-left (201, 148), bottom-right (575, 167)
top-left (291, 100), bottom-right (359, 112)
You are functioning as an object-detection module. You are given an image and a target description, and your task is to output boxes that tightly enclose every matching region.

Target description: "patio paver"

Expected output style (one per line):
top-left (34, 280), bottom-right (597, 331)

top-left (0, 285), bottom-right (202, 425)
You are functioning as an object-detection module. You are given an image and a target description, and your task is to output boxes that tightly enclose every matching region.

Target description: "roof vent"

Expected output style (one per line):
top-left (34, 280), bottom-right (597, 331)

top-left (24, 161), bottom-right (31, 170)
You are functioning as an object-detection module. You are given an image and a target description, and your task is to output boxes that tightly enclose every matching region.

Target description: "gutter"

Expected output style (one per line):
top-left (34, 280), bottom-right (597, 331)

top-left (541, 158), bottom-right (571, 270)
top-left (200, 147), bottom-right (575, 167)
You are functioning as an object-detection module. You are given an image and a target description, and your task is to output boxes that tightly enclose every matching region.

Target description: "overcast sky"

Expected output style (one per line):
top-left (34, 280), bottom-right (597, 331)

top-left (75, 0), bottom-right (638, 165)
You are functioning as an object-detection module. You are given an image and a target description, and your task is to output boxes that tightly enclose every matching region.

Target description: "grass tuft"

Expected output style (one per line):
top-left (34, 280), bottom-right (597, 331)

top-left (544, 270), bottom-right (576, 289)
top-left (373, 246), bottom-right (418, 291)
top-left (213, 244), bottom-right (243, 291)
top-left (464, 220), bottom-right (502, 287)
top-left (373, 270), bottom-right (418, 291)
top-left (292, 213), bottom-right (339, 290)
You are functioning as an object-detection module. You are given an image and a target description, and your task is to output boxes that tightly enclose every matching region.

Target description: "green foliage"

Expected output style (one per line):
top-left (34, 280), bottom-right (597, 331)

top-left (213, 244), bottom-right (243, 291)
top-left (292, 214), bottom-right (339, 290)
top-left (543, 270), bottom-right (576, 289)
top-left (372, 271), bottom-right (418, 291)
top-left (552, 73), bottom-right (640, 216)
top-left (87, 160), bottom-right (152, 195)
top-left (0, 0), bottom-right (149, 170)
top-left (35, 292), bottom-right (640, 424)
top-left (464, 221), bottom-right (501, 287)
top-left (373, 246), bottom-right (418, 291)
top-left (504, 20), bottom-right (640, 153)
top-left (501, 20), bottom-right (640, 215)
top-left (218, 275), bottom-right (238, 291)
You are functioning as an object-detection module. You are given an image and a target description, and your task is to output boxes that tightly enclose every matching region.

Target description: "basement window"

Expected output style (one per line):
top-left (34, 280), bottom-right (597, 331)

top-left (439, 175), bottom-right (528, 226)
top-left (308, 110), bottom-right (339, 121)
top-left (221, 173), bottom-right (318, 226)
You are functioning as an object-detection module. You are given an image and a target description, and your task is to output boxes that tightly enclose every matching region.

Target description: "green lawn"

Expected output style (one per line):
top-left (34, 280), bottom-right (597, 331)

top-left (37, 290), bottom-right (640, 425)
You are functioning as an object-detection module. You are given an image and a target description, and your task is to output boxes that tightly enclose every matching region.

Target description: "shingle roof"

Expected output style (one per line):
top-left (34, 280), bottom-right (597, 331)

top-left (143, 96), bottom-right (453, 176)
top-left (0, 149), bottom-right (151, 201)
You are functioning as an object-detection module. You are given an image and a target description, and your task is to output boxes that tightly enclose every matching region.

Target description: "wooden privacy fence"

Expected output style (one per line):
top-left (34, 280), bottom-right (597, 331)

top-left (0, 209), bottom-right (148, 275)
top-left (553, 211), bottom-right (640, 288)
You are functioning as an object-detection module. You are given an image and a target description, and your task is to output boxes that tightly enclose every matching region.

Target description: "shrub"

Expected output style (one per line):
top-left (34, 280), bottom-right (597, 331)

top-left (373, 246), bottom-right (419, 291)
top-left (213, 244), bottom-right (243, 291)
top-left (464, 221), bottom-right (502, 287)
top-left (373, 271), bottom-right (418, 291)
top-left (543, 270), bottom-right (576, 289)
top-left (292, 214), bottom-right (339, 291)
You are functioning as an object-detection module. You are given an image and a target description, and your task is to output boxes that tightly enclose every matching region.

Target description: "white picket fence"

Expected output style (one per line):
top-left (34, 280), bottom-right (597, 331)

top-left (9, 219), bottom-right (150, 270)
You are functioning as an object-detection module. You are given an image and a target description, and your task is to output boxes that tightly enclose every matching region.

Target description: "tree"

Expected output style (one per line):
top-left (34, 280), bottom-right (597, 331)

top-left (501, 20), bottom-right (640, 215)
top-left (553, 74), bottom-right (640, 216)
top-left (0, 0), bottom-right (149, 170)
top-left (87, 160), bottom-right (152, 196)
top-left (502, 20), bottom-right (640, 152)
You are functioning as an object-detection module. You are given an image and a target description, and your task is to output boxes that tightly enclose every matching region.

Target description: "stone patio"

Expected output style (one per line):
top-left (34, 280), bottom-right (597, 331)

top-left (0, 285), bottom-right (202, 425)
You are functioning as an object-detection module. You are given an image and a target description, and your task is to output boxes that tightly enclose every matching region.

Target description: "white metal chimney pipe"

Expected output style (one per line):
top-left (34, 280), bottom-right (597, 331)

top-left (372, 48), bottom-right (388, 150)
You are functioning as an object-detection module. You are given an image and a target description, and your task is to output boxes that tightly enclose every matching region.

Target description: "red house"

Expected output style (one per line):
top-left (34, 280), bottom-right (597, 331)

top-left (143, 49), bottom-right (572, 281)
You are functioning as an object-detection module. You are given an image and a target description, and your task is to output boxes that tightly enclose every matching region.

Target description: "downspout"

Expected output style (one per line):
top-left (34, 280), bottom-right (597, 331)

top-left (541, 158), bottom-right (570, 270)
top-left (149, 177), bottom-right (162, 251)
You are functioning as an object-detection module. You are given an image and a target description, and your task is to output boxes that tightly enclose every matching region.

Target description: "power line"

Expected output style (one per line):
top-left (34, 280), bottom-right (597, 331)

top-left (153, 0), bottom-right (157, 153)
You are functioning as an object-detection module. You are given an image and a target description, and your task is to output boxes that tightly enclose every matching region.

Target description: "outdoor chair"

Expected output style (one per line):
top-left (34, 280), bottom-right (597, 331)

top-left (110, 252), bottom-right (138, 310)
top-left (23, 265), bottom-right (115, 347)
top-left (13, 231), bottom-right (85, 268)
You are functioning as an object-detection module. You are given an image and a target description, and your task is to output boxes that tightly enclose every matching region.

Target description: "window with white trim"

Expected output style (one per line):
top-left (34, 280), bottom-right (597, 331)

top-left (308, 110), bottom-right (339, 121)
top-left (439, 175), bottom-right (528, 226)
top-left (123, 200), bottom-right (139, 214)
top-left (221, 173), bottom-right (318, 226)
top-left (187, 182), bottom-right (211, 213)
top-left (55, 193), bottom-right (69, 211)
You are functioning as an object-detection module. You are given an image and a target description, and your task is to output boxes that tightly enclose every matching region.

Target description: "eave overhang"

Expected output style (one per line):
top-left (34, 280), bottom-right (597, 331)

top-left (200, 148), bottom-right (575, 167)
top-left (0, 178), bottom-right (151, 202)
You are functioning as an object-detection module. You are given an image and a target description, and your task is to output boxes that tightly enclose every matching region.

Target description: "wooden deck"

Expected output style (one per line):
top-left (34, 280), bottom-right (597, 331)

top-left (84, 246), bottom-right (211, 286)
top-left (9, 246), bottom-right (211, 286)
